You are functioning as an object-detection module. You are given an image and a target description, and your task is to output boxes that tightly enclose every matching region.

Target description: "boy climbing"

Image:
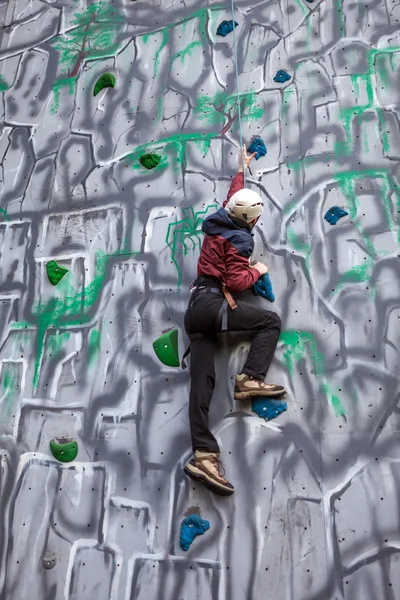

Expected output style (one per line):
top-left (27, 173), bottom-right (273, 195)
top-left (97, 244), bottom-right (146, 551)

top-left (183, 145), bottom-right (285, 496)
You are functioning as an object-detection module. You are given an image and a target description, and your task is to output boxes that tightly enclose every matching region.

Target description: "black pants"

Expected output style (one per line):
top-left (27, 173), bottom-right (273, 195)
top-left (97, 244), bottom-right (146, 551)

top-left (184, 280), bottom-right (282, 453)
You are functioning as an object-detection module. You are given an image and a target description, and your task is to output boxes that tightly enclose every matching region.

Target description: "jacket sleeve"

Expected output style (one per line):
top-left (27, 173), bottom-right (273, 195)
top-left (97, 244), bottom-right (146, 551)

top-left (223, 172), bottom-right (244, 208)
top-left (224, 243), bottom-right (260, 292)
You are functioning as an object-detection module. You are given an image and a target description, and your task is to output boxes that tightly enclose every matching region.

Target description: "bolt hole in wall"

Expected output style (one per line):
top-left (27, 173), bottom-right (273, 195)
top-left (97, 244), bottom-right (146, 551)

top-left (0, 0), bottom-right (399, 597)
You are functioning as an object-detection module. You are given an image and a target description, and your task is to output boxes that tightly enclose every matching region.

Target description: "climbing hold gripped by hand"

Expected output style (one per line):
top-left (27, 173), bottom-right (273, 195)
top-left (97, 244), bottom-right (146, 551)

top-left (253, 273), bottom-right (275, 302)
top-left (247, 137), bottom-right (267, 160)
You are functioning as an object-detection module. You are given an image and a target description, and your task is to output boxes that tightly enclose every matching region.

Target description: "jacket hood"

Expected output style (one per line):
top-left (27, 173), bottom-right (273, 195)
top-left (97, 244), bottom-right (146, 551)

top-left (202, 208), bottom-right (254, 258)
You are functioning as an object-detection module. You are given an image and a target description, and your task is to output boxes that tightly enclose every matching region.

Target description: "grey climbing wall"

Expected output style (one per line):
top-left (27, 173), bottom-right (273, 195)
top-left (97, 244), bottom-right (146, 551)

top-left (0, 0), bottom-right (400, 598)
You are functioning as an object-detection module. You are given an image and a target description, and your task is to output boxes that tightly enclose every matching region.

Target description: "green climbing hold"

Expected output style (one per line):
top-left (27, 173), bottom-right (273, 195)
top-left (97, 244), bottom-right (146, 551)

top-left (46, 260), bottom-right (68, 286)
top-left (153, 328), bottom-right (179, 367)
top-left (93, 73), bottom-right (116, 97)
top-left (139, 153), bottom-right (161, 170)
top-left (50, 438), bottom-right (78, 463)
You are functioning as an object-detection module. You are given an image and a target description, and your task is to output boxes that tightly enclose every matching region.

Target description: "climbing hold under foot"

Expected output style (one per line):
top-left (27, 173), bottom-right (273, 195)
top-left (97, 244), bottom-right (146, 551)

top-left (324, 206), bottom-right (349, 225)
top-left (216, 20), bottom-right (239, 37)
top-left (139, 153), bottom-right (161, 170)
top-left (153, 328), bottom-right (180, 367)
top-left (46, 260), bottom-right (68, 286)
top-left (180, 514), bottom-right (210, 551)
top-left (247, 136), bottom-right (267, 160)
top-left (94, 73), bottom-right (116, 96)
top-left (252, 398), bottom-right (287, 421)
top-left (274, 69), bottom-right (291, 84)
top-left (50, 438), bottom-right (78, 463)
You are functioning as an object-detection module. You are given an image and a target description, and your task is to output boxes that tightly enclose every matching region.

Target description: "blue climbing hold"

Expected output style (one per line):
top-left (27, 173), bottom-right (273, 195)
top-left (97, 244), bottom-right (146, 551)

top-left (180, 514), bottom-right (210, 551)
top-left (247, 137), bottom-right (267, 160)
top-left (324, 206), bottom-right (349, 225)
top-left (253, 273), bottom-right (275, 302)
top-left (273, 69), bottom-right (291, 84)
top-left (252, 397), bottom-right (288, 421)
top-left (216, 20), bottom-right (239, 37)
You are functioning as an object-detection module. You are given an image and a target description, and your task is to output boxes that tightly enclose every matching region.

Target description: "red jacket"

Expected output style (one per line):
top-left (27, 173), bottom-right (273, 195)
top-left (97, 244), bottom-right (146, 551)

top-left (197, 172), bottom-right (260, 292)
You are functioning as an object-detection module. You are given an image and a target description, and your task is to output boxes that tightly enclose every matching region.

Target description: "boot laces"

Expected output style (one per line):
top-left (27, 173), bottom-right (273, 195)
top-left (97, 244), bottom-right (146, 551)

top-left (210, 455), bottom-right (226, 478)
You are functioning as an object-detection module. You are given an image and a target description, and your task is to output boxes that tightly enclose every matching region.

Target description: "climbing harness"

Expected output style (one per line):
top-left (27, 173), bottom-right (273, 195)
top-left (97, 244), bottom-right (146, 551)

top-left (230, 0), bottom-right (246, 183)
top-left (181, 277), bottom-right (237, 369)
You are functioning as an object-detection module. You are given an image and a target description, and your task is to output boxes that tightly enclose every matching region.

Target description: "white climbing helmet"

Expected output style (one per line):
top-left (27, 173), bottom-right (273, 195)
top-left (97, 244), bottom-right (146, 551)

top-left (225, 188), bottom-right (264, 223)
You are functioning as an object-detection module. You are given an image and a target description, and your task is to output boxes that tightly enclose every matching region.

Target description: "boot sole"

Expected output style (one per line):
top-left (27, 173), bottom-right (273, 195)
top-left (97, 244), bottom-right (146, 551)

top-left (234, 388), bottom-right (286, 401)
top-left (183, 464), bottom-right (234, 496)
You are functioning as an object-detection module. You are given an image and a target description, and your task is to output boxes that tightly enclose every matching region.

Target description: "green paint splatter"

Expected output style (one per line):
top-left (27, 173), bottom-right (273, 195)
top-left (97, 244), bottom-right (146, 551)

top-left (1, 363), bottom-right (18, 416)
top-left (337, 47), bottom-right (400, 156)
top-left (335, 168), bottom-right (396, 251)
top-left (47, 331), bottom-right (70, 356)
top-left (125, 131), bottom-right (216, 175)
top-left (292, 0), bottom-right (312, 41)
top-left (142, 7), bottom-right (211, 78)
top-left (287, 228), bottom-right (311, 270)
top-left (287, 228), bottom-right (311, 255)
top-left (193, 137), bottom-right (211, 157)
top-left (171, 41), bottom-right (202, 65)
top-left (377, 108), bottom-right (390, 155)
top-left (166, 203), bottom-right (218, 289)
top-left (88, 328), bottom-right (101, 365)
top-left (281, 87), bottom-right (295, 122)
top-left (279, 330), bottom-right (345, 416)
top-left (280, 330), bottom-right (324, 377)
top-left (193, 90), bottom-right (263, 134)
top-left (323, 381), bottom-right (346, 417)
top-left (285, 46), bottom-right (400, 184)
top-left (375, 53), bottom-right (391, 89)
top-left (50, 77), bottom-right (77, 114)
top-left (0, 75), bottom-right (9, 92)
top-left (294, 0), bottom-right (309, 18)
top-left (11, 251), bottom-right (112, 391)
top-left (154, 30), bottom-right (169, 78)
top-left (334, 259), bottom-right (374, 296)
top-left (52, 1), bottom-right (124, 78)
top-left (335, 0), bottom-right (345, 38)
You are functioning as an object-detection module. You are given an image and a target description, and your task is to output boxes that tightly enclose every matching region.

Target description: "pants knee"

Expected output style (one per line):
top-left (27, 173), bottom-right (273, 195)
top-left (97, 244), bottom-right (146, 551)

top-left (269, 312), bottom-right (282, 331)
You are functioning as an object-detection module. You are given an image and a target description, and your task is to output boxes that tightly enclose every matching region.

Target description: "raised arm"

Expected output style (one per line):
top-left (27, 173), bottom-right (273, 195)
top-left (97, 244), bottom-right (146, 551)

top-left (223, 172), bottom-right (244, 208)
top-left (222, 144), bottom-right (256, 208)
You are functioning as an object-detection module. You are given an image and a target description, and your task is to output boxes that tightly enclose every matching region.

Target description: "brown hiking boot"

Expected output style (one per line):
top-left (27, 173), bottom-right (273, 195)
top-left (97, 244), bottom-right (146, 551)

top-left (184, 451), bottom-right (235, 496)
top-left (234, 373), bottom-right (285, 400)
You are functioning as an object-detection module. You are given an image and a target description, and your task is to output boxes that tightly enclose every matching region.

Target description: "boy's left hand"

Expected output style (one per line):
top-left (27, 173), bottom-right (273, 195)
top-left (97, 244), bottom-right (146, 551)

top-left (238, 144), bottom-right (256, 172)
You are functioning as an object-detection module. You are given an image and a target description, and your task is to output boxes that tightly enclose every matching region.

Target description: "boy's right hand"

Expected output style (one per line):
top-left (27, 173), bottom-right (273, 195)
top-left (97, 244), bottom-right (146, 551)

top-left (253, 262), bottom-right (268, 276)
